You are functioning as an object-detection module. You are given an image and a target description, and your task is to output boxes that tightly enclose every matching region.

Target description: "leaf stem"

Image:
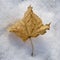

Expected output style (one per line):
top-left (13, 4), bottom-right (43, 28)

top-left (30, 38), bottom-right (34, 56)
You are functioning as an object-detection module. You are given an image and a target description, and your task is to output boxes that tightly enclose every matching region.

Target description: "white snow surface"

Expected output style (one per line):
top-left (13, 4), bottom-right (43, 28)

top-left (0, 0), bottom-right (60, 60)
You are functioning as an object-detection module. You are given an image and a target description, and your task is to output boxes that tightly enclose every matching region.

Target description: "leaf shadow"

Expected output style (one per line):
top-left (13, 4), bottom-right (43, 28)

top-left (8, 33), bottom-right (26, 49)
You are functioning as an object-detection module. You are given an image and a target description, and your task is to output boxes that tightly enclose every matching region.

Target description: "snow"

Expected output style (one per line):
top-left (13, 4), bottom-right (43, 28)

top-left (0, 0), bottom-right (60, 60)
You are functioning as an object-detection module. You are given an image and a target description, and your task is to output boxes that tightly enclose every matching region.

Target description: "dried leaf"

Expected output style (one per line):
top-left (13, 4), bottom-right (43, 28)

top-left (8, 5), bottom-right (50, 41)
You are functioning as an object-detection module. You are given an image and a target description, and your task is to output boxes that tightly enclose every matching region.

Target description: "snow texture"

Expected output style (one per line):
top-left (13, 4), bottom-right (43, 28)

top-left (0, 0), bottom-right (60, 60)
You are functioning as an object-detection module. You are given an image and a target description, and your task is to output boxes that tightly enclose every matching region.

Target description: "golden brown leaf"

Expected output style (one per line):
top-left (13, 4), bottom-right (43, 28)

top-left (8, 5), bottom-right (50, 41)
